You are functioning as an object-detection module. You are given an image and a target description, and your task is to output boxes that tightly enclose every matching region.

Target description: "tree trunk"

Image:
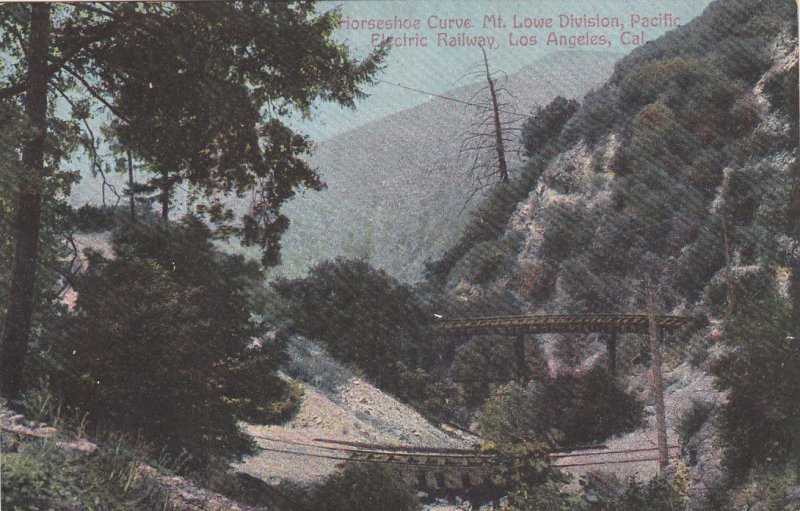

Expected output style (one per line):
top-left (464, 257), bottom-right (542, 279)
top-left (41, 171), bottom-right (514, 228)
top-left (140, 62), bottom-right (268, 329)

top-left (480, 46), bottom-right (508, 183)
top-left (160, 170), bottom-right (169, 221)
top-left (0, 4), bottom-right (51, 398)
top-left (127, 151), bottom-right (136, 223)
top-left (645, 277), bottom-right (669, 471)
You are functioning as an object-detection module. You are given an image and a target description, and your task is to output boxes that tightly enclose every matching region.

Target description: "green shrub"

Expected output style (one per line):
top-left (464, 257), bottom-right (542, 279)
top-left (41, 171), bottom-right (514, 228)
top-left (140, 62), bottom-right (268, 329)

top-left (1, 444), bottom-right (83, 510)
top-left (561, 85), bottom-right (617, 145)
top-left (1, 438), bottom-right (146, 510)
top-left (538, 200), bottom-right (596, 263)
top-left (510, 258), bottom-right (557, 304)
top-left (550, 365), bottom-right (644, 447)
top-left (677, 399), bottom-right (715, 446)
top-left (452, 335), bottom-right (517, 408)
top-left (522, 96), bottom-right (579, 158)
top-left (476, 383), bottom-right (576, 510)
top-left (583, 475), bottom-right (688, 511)
top-left (711, 271), bottom-right (800, 475)
top-left (701, 460), bottom-right (800, 511)
top-left (304, 464), bottom-right (419, 511)
top-left (392, 362), bottom-right (454, 423)
top-left (477, 366), bottom-right (643, 449)
top-left (450, 238), bottom-right (518, 286)
top-left (274, 258), bottom-right (434, 396)
top-left (764, 63), bottom-right (798, 143)
top-left (57, 218), bottom-right (294, 469)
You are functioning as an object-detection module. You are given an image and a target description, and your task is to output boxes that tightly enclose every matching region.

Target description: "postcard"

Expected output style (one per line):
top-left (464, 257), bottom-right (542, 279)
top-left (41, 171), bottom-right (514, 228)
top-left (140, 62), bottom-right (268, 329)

top-left (1, 1), bottom-right (798, 510)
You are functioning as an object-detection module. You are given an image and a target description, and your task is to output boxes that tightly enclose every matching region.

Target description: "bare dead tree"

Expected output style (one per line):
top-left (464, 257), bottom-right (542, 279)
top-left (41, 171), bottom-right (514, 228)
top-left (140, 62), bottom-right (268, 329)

top-left (457, 45), bottom-right (525, 195)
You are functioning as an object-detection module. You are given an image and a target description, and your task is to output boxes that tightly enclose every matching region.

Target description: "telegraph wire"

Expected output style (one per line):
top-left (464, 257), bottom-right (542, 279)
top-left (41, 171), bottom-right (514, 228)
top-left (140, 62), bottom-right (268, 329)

top-left (375, 78), bottom-right (531, 120)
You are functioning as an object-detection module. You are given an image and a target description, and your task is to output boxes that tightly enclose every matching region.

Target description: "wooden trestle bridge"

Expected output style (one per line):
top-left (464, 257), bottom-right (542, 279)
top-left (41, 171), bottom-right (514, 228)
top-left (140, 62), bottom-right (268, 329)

top-left (252, 314), bottom-right (696, 493)
top-left (434, 313), bottom-right (696, 378)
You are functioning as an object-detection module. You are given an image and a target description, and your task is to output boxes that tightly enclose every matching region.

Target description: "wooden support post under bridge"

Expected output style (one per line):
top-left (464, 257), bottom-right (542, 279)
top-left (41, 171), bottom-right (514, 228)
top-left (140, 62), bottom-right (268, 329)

top-left (606, 330), bottom-right (618, 376)
top-left (515, 333), bottom-right (526, 382)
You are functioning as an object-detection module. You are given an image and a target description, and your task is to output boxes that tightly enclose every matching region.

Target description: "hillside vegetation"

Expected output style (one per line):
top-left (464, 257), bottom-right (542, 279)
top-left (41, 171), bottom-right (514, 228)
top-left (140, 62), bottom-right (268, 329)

top-left (418, 0), bottom-right (798, 507)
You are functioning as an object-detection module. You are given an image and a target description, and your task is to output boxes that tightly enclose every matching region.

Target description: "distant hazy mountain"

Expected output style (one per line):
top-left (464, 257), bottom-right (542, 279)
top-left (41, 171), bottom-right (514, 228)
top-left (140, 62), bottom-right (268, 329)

top-left (272, 51), bottom-right (620, 282)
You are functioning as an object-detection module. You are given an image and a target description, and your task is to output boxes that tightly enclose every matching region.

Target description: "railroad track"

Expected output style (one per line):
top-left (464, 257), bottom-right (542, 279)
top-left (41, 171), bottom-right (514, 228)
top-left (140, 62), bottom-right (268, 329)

top-left (252, 434), bottom-right (678, 471)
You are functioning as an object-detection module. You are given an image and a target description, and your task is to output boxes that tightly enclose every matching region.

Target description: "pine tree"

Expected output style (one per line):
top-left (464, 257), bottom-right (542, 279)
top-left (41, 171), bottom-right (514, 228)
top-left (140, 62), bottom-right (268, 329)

top-left (0, 2), bottom-right (387, 397)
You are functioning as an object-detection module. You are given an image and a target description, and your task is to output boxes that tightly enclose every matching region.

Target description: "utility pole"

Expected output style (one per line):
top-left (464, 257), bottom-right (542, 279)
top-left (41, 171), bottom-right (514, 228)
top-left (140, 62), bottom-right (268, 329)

top-left (645, 277), bottom-right (669, 471)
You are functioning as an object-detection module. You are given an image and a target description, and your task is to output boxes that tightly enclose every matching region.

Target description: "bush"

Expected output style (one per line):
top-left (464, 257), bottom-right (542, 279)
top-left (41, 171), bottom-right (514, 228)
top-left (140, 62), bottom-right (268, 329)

top-left (476, 383), bottom-right (579, 510)
top-left (274, 258), bottom-right (434, 394)
top-left (702, 460), bottom-right (800, 511)
top-left (392, 362), bottom-right (454, 423)
top-left (57, 217), bottom-right (294, 468)
top-left (538, 200), bottom-right (596, 263)
top-left (550, 365), bottom-right (644, 446)
top-left (510, 258), bottom-right (557, 304)
top-left (582, 474), bottom-right (688, 511)
top-left (449, 238), bottom-right (518, 286)
top-left (477, 366), bottom-right (643, 449)
top-left (677, 399), bottom-right (715, 447)
top-left (764, 63), bottom-right (799, 143)
top-left (452, 335), bottom-right (517, 408)
top-left (522, 96), bottom-right (579, 158)
top-left (562, 85), bottom-right (617, 145)
top-left (711, 272), bottom-right (800, 475)
top-left (1, 434), bottom-right (148, 510)
top-left (303, 464), bottom-right (419, 511)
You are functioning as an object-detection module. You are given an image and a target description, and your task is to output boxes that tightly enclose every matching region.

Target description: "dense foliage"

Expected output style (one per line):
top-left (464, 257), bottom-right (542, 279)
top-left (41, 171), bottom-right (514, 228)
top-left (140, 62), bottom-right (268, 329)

top-left (522, 96), bottom-right (580, 158)
top-left (302, 464), bottom-right (419, 511)
top-left (55, 218), bottom-right (296, 468)
top-left (0, 96), bottom-right (79, 390)
top-left (274, 258), bottom-right (449, 412)
top-left (477, 366), bottom-right (643, 449)
top-left (711, 271), bottom-right (800, 476)
top-left (1, 440), bottom-right (145, 510)
top-left (1, 0), bottom-right (388, 401)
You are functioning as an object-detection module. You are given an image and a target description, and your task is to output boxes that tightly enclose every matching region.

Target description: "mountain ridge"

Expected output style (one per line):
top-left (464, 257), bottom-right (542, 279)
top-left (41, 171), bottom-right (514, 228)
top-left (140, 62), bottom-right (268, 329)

top-left (273, 50), bottom-right (622, 282)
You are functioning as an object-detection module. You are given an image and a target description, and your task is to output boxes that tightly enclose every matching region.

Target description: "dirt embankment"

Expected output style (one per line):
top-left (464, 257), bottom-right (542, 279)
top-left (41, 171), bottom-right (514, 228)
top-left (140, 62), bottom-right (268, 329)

top-left (235, 336), bottom-right (477, 488)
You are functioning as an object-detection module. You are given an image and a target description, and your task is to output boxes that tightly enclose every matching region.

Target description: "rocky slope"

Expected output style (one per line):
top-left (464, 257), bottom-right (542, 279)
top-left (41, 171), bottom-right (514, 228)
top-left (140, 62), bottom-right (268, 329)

top-left (434, 0), bottom-right (798, 504)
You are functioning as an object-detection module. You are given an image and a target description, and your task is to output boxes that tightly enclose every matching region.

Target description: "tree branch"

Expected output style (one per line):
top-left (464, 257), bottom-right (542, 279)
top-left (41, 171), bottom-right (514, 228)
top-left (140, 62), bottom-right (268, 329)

top-left (61, 65), bottom-right (129, 122)
top-left (0, 19), bottom-right (120, 100)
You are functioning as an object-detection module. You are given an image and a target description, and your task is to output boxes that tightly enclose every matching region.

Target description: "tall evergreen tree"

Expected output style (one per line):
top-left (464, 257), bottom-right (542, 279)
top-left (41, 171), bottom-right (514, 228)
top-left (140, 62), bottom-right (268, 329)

top-left (0, 2), bottom-right (387, 397)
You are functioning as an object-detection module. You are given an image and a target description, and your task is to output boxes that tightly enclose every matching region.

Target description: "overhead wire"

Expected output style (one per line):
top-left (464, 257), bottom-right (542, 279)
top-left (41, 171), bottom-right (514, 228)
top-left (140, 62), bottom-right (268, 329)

top-left (375, 78), bottom-right (531, 120)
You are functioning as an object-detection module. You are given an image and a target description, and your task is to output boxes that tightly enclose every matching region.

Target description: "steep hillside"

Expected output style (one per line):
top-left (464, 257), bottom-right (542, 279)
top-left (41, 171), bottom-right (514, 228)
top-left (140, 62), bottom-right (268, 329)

top-left (434, 0), bottom-right (797, 319)
top-left (429, 0), bottom-right (798, 505)
top-left (236, 336), bottom-right (475, 487)
top-left (274, 51), bottom-right (620, 282)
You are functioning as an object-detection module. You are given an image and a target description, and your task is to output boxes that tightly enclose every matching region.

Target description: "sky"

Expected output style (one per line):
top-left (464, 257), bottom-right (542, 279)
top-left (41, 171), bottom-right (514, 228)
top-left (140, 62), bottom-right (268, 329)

top-left (63, 0), bottom-right (715, 205)
top-left (295, 0), bottom-right (715, 141)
